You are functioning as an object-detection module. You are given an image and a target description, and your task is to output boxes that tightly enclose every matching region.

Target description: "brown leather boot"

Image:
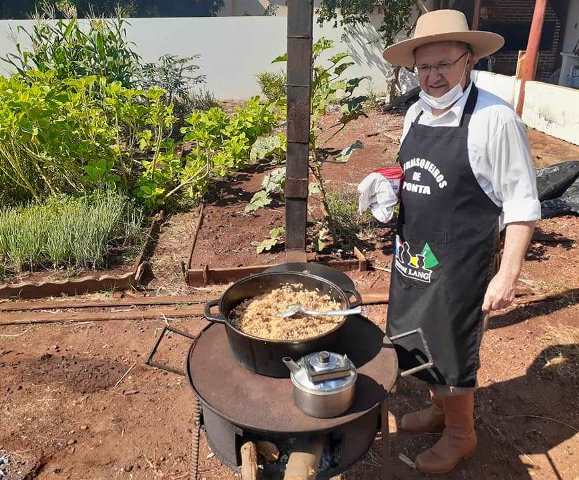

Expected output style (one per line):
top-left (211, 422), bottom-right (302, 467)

top-left (415, 392), bottom-right (477, 474)
top-left (399, 390), bottom-right (444, 433)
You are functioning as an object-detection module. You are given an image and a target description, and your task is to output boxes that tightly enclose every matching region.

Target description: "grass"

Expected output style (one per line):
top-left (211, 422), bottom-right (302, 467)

top-left (0, 191), bottom-right (143, 279)
top-left (326, 188), bottom-right (378, 249)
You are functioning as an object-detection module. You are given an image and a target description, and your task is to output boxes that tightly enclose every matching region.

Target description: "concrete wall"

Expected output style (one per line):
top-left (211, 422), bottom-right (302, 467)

top-left (562, 0), bottom-right (579, 53)
top-left (522, 81), bottom-right (579, 145)
top-left (473, 70), bottom-right (579, 146)
top-left (0, 15), bottom-right (412, 100)
top-left (472, 70), bottom-right (518, 106)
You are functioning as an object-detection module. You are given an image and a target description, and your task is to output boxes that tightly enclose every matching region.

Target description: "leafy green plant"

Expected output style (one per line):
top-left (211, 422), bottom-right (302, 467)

top-left (245, 167), bottom-right (285, 213)
top-left (256, 227), bottom-right (285, 254)
top-left (317, 0), bottom-right (421, 46)
top-left (249, 133), bottom-right (287, 165)
top-left (316, 1), bottom-right (429, 100)
top-left (0, 71), bottom-right (119, 203)
top-left (0, 191), bottom-right (143, 278)
top-left (2, 14), bottom-right (140, 87)
top-left (335, 140), bottom-right (364, 163)
top-left (0, 71), bottom-right (176, 207)
top-left (250, 38), bottom-right (368, 230)
top-left (176, 98), bottom-right (277, 202)
top-left (138, 54), bottom-right (206, 101)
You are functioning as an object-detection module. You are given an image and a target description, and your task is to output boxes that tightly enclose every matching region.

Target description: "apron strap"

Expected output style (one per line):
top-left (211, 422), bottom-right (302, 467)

top-left (459, 84), bottom-right (479, 128)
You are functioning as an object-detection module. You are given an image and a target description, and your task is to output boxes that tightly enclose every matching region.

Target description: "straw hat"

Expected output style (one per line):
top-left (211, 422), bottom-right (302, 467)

top-left (382, 9), bottom-right (504, 68)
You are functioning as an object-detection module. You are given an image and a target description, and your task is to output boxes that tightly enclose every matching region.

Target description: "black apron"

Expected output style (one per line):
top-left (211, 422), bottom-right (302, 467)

top-left (387, 85), bottom-right (500, 388)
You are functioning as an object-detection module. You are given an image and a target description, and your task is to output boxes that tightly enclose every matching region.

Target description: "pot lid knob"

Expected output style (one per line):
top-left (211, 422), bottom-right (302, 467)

top-left (319, 351), bottom-right (330, 364)
top-left (291, 351), bottom-right (358, 392)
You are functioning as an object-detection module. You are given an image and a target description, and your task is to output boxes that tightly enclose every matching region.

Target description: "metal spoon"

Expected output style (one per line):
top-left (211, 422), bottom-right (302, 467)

top-left (278, 304), bottom-right (362, 319)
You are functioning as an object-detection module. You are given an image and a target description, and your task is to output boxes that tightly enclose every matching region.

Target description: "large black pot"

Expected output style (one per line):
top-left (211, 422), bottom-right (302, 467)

top-left (204, 271), bottom-right (362, 378)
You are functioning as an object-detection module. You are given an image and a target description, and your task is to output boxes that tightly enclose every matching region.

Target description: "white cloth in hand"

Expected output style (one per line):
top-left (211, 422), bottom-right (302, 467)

top-left (358, 167), bottom-right (403, 223)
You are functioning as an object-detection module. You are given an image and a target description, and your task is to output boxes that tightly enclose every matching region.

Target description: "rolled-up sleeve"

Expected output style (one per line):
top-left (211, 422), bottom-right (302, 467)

top-left (489, 114), bottom-right (541, 225)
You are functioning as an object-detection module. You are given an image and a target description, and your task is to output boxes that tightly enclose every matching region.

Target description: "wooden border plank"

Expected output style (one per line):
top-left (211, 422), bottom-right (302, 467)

top-left (0, 305), bottom-right (205, 326)
top-left (0, 295), bottom-right (206, 312)
top-left (187, 203), bottom-right (205, 273)
top-left (0, 212), bottom-right (166, 300)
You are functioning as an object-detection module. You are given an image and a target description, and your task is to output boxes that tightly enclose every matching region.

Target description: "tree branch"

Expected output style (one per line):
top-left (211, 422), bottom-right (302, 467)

top-left (415, 0), bottom-right (430, 14)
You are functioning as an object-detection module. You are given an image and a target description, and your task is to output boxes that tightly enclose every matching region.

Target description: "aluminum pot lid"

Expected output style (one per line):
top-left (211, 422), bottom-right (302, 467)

top-left (290, 351), bottom-right (357, 395)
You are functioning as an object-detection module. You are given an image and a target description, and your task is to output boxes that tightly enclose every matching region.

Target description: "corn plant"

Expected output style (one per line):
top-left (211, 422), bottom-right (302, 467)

top-left (2, 14), bottom-right (140, 87)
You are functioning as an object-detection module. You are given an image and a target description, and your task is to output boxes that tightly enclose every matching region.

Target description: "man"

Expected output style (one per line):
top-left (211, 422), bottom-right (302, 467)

top-left (382, 9), bottom-right (539, 474)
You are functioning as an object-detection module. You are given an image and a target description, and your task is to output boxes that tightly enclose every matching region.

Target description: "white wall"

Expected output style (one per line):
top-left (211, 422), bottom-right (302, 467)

top-left (217, 0), bottom-right (322, 16)
top-left (522, 81), bottom-right (579, 146)
top-left (472, 70), bottom-right (517, 105)
top-left (473, 70), bottom-right (579, 146)
top-left (562, 0), bottom-right (579, 53)
top-left (0, 15), bottom-right (407, 99)
top-left (1, 14), bottom-right (576, 145)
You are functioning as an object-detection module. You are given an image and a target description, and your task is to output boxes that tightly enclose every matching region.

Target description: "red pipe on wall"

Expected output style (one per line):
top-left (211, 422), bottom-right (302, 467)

top-left (516, 0), bottom-right (548, 116)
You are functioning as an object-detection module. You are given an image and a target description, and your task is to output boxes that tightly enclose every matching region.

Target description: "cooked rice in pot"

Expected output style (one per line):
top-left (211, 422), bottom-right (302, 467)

top-left (230, 283), bottom-right (344, 341)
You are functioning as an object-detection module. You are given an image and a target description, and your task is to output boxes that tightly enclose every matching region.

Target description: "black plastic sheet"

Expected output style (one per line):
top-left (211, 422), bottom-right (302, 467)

top-left (536, 160), bottom-right (579, 201)
top-left (541, 176), bottom-right (579, 218)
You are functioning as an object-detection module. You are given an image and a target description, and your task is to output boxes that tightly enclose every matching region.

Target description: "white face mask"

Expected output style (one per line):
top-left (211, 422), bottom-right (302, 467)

top-left (418, 53), bottom-right (470, 110)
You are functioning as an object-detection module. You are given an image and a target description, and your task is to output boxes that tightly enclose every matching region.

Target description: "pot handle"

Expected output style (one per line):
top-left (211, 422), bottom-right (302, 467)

top-left (204, 298), bottom-right (226, 324)
top-left (389, 327), bottom-right (434, 378)
top-left (145, 326), bottom-right (198, 377)
top-left (343, 288), bottom-right (363, 308)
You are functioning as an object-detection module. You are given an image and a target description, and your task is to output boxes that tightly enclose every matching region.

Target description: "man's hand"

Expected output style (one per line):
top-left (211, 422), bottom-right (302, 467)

top-left (482, 221), bottom-right (535, 314)
top-left (482, 271), bottom-right (517, 313)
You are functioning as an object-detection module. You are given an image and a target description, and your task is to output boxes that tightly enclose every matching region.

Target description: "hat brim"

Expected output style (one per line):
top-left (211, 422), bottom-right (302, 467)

top-left (382, 31), bottom-right (505, 68)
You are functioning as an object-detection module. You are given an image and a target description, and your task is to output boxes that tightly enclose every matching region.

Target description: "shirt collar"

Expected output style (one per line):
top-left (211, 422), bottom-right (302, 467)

top-left (417, 81), bottom-right (474, 123)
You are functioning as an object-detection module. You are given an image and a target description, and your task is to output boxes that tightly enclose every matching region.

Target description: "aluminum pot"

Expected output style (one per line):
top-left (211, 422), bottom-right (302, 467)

top-left (204, 271), bottom-right (362, 378)
top-left (282, 351), bottom-right (357, 418)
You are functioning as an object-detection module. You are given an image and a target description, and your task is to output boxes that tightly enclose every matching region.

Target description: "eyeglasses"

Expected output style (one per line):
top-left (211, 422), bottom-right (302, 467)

top-left (414, 52), bottom-right (469, 76)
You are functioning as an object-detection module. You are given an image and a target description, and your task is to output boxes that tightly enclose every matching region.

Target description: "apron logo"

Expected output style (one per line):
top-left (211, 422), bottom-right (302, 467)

top-left (402, 157), bottom-right (448, 195)
top-left (395, 236), bottom-right (440, 283)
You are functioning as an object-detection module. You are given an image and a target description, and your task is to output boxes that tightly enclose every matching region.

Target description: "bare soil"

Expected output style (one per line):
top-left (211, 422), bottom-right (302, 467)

top-left (1, 106), bottom-right (578, 480)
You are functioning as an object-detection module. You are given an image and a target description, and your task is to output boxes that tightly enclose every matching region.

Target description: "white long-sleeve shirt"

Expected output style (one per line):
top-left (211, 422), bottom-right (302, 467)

top-left (401, 82), bottom-right (541, 226)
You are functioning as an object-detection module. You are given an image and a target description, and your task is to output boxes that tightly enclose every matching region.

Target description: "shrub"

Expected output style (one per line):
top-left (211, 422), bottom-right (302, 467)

top-left (325, 188), bottom-right (376, 249)
top-left (136, 54), bottom-right (216, 129)
top-left (189, 87), bottom-right (218, 112)
top-left (0, 70), bottom-right (175, 206)
top-left (257, 71), bottom-right (287, 103)
top-left (176, 98), bottom-right (277, 201)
